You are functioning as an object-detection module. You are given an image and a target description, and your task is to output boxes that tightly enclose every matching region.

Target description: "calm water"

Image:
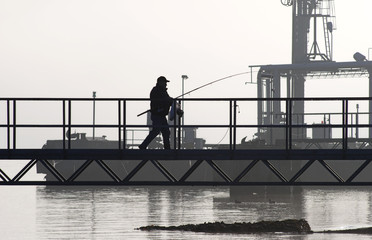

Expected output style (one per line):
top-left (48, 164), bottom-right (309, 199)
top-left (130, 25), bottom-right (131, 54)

top-left (1, 185), bottom-right (372, 240)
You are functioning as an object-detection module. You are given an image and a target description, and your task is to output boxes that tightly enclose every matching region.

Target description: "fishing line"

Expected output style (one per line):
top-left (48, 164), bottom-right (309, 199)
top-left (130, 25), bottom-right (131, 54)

top-left (175, 71), bottom-right (251, 99)
top-left (137, 71), bottom-right (251, 117)
top-left (215, 128), bottom-right (230, 147)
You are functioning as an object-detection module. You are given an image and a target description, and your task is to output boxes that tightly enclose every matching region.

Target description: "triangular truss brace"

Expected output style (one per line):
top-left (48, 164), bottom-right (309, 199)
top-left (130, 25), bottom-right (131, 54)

top-left (1, 159), bottom-right (372, 185)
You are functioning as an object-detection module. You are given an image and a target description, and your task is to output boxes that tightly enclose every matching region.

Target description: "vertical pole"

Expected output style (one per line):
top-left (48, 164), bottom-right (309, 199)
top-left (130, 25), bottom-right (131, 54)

top-left (313, 13), bottom-right (317, 56)
top-left (229, 100), bottom-right (233, 150)
top-left (266, 79), bottom-right (272, 125)
top-left (257, 71), bottom-right (263, 139)
top-left (181, 75), bottom-right (188, 146)
top-left (346, 100), bottom-right (349, 149)
top-left (356, 104), bottom-right (359, 139)
top-left (342, 100), bottom-right (345, 150)
top-left (118, 100), bottom-right (121, 149)
top-left (286, 99), bottom-right (289, 151)
top-left (351, 112), bottom-right (353, 139)
top-left (286, 73), bottom-right (291, 150)
top-left (123, 100), bottom-right (126, 149)
top-left (7, 100), bottom-right (10, 150)
top-left (343, 99), bottom-right (349, 150)
top-left (173, 99), bottom-right (177, 150)
top-left (63, 100), bottom-right (66, 150)
top-left (13, 100), bottom-right (16, 149)
top-left (289, 99), bottom-right (293, 150)
top-left (68, 100), bottom-right (71, 149)
top-left (273, 71), bottom-right (281, 124)
top-left (92, 91), bottom-right (96, 140)
top-left (177, 99), bottom-right (181, 150)
top-left (287, 72), bottom-right (291, 98)
top-left (233, 100), bottom-right (237, 150)
top-left (369, 69), bottom-right (372, 139)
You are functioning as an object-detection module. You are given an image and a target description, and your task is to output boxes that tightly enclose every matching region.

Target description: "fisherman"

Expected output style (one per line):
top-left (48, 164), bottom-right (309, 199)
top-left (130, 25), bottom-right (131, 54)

top-left (139, 76), bottom-right (174, 150)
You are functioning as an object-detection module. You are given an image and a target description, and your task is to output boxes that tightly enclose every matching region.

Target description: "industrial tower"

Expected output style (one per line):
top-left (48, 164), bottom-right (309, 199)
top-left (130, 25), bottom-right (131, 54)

top-left (255, 0), bottom-right (372, 145)
top-left (286, 0), bottom-right (336, 139)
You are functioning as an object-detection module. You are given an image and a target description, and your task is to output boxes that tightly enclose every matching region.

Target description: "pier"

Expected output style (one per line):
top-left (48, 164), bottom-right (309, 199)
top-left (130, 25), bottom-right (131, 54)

top-left (1, 97), bottom-right (372, 186)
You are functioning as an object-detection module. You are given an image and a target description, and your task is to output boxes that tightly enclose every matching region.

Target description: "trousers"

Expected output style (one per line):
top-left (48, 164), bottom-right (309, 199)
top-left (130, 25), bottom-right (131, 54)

top-left (139, 114), bottom-right (170, 149)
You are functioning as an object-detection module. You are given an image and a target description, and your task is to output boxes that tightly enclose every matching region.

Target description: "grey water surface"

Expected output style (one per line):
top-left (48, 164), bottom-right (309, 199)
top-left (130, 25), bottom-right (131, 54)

top-left (2, 184), bottom-right (372, 240)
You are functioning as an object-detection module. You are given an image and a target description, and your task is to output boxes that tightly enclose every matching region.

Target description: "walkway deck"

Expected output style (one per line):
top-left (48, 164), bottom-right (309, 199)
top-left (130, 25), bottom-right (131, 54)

top-left (1, 148), bottom-right (372, 161)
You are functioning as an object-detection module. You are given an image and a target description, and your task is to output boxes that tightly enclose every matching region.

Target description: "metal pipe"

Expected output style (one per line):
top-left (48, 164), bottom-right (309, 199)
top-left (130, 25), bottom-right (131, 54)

top-left (289, 99), bottom-right (293, 150)
top-left (123, 100), bottom-right (127, 149)
top-left (68, 100), bottom-right (71, 149)
top-left (229, 100), bottom-right (233, 150)
top-left (177, 99), bottom-right (182, 149)
top-left (356, 104), bottom-right (359, 139)
top-left (7, 100), bottom-right (9, 150)
top-left (92, 91), bottom-right (96, 140)
top-left (369, 68), bottom-right (372, 139)
top-left (118, 100), bottom-right (121, 149)
top-left (63, 100), bottom-right (66, 150)
top-left (286, 99), bottom-right (289, 150)
top-left (181, 75), bottom-right (188, 145)
top-left (13, 100), bottom-right (16, 149)
top-left (233, 100), bottom-right (237, 150)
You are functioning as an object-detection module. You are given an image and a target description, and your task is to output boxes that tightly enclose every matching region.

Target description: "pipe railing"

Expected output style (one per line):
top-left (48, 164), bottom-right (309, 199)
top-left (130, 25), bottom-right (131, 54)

top-left (1, 97), bottom-right (372, 151)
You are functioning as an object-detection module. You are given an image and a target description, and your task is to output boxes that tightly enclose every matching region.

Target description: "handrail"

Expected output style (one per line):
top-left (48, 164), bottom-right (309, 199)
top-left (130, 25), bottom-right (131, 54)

top-left (1, 97), bottom-right (372, 151)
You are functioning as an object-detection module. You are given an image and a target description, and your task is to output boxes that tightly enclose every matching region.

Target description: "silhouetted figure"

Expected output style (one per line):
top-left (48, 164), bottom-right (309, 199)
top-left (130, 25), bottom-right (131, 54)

top-left (139, 76), bottom-right (173, 149)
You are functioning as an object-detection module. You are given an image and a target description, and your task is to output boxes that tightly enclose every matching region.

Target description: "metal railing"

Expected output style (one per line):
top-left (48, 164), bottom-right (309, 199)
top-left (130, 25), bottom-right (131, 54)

top-left (1, 97), bottom-right (372, 151)
top-left (1, 97), bottom-right (372, 185)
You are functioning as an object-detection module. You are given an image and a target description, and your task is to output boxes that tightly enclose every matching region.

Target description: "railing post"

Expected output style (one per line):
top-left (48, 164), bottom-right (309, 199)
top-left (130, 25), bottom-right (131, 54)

top-left (233, 100), bottom-right (237, 150)
top-left (343, 99), bottom-right (349, 151)
top-left (286, 99), bottom-right (289, 151)
top-left (63, 100), bottom-right (66, 150)
top-left (7, 100), bottom-right (10, 150)
top-left (177, 99), bottom-right (182, 150)
top-left (289, 99), bottom-right (293, 150)
top-left (172, 99), bottom-right (177, 150)
top-left (68, 100), bottom-right (71, 149)
top-left (229, 100), bottom-right (233, 150)
top-left (13, 100), bottom-right (16, 149)
top-left (118, 100), bottom-right (121, 149)
top-left (123, 100), bottom-right (127, 149)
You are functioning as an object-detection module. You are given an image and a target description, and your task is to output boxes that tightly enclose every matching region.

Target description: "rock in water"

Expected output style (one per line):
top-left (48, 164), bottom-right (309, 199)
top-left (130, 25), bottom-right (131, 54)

top-left (138, 219), bottom-right (312, 234)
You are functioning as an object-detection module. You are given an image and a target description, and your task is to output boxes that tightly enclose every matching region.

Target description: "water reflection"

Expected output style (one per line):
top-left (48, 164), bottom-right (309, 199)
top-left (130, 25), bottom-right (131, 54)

top-left (29, 186), bottom-right (372, 239)
top-left (36, 186), bottom-right (151, 239)
top-left (303, 187), bottom-right (372, 231)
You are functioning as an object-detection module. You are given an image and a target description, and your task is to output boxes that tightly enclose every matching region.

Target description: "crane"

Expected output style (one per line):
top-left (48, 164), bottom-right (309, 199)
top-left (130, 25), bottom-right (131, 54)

top-left (281, 0), bottom-right (336, 63)
top-left (278, 0), bottom-right (337, 140)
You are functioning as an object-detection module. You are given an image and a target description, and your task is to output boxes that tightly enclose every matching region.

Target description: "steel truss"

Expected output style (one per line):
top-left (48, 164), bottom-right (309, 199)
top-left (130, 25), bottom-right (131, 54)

top-left (2, 149), bottom-right (372, 185)
top-left (2, 96), bottom-right (372, 186)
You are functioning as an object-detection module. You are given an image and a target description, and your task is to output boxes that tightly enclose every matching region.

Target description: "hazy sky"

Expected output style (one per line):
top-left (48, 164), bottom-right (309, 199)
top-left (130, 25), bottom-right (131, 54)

top-left (0, 0), bottom-right (372, 146)
top-left (0, 0), bottom-right (371, 100)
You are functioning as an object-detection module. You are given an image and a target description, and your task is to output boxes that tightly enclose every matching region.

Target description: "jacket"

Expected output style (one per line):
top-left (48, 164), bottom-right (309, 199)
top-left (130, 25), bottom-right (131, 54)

top-left (150, 84), bottom-right (173, 116)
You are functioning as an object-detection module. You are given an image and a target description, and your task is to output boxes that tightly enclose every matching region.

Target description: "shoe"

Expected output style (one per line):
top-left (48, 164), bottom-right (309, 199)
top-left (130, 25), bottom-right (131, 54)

top-left (138, 145), bottom-right (146, 150)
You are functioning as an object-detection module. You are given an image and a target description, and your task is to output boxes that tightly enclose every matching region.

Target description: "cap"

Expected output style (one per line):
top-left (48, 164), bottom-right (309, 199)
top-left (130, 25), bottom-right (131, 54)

top-left (157, 76), bottom-right (170, 83)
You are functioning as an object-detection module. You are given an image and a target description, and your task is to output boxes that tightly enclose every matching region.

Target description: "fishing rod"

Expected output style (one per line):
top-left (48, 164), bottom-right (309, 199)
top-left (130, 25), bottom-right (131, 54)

top-left (137, 71), bottom-right (251, 117)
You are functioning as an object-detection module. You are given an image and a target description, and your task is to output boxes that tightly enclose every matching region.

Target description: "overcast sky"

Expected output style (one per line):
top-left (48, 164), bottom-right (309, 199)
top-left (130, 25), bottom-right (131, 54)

top-left (0, 0), bottom-right (372, 146)
top-left (0, 0), bottom-right (371, 100)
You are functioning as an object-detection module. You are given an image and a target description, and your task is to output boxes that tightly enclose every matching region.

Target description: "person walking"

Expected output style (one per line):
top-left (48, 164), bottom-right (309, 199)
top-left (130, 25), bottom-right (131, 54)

top-left (139, 76), bottom-right (173, 149)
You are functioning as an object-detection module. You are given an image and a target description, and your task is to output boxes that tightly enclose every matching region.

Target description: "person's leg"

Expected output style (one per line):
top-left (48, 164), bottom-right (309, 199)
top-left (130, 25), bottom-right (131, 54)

top-left (162, 128), bottom-right (170, 149)
top-left (159, 117), bottom-right (171, 149)
top-left (139, 127), bottom-right (160, 149)
top-left (139, 115), bottom-right (162, 149)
